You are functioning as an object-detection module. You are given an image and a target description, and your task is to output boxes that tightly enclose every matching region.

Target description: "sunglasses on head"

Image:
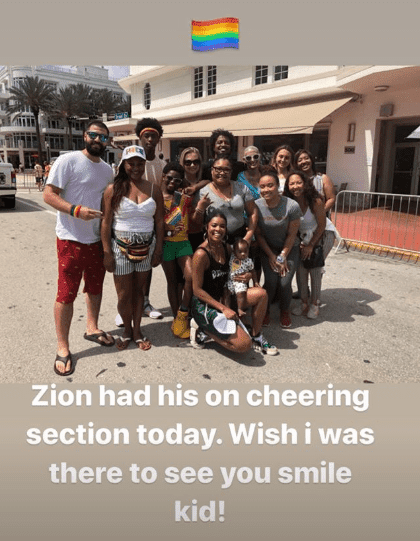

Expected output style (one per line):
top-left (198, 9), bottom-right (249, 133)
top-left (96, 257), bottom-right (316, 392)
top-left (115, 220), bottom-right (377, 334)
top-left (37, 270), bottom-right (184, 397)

top-left (244, 154), bottom-right (260, 162)
top-left (86, 131), bottom-right (109, 143)
top-left (184, 159), bottom-right (201, 166)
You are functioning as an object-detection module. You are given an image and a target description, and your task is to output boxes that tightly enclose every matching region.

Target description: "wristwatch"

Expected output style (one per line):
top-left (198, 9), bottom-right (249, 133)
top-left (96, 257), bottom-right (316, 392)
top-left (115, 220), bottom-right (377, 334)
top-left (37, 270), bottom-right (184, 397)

top-left (276, 253), bottom-right (285, 264)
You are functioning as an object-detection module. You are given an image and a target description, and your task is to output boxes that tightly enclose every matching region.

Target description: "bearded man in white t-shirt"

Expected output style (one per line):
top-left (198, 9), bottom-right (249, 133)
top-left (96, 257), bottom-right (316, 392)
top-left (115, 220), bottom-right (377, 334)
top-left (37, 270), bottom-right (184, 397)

top-left (44, 121), bottom-right (115, 376)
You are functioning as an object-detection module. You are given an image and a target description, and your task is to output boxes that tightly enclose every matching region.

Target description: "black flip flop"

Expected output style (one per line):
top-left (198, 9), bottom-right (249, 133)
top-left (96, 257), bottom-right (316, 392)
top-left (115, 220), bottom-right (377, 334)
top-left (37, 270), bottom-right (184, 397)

top-left (83, 331), bottom-right (115, 347)
top-left (54, 353), bottom-right (75, 376)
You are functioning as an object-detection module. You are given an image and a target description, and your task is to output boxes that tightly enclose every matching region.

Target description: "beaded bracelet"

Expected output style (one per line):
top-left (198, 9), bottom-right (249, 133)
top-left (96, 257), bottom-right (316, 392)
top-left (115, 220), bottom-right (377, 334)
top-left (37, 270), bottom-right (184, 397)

top-left (70, 205), bottom-right (76, 217)
top-left (74, 205), bottom-right (82, 218)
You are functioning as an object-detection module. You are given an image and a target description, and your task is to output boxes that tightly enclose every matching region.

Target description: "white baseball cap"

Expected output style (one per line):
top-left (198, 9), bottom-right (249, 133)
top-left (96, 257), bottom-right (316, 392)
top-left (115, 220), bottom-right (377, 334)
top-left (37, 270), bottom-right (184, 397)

top-left (120, 145), bottom-right (146, 163)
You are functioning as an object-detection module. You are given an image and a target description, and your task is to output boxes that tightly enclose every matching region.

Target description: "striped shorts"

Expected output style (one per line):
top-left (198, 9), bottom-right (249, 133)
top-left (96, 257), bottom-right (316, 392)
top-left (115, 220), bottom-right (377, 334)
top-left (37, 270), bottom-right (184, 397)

top-left (112, 230), bottom-right (156, 276)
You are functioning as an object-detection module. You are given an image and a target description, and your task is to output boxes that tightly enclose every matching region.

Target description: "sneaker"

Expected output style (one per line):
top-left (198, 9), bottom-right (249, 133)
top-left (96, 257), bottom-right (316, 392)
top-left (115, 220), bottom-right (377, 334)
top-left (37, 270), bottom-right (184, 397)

top-left (307, 304), bottom-right (320, 319)
top-left (190, 318), bottom-right (207, 349)
top-left (172, 309), bottom-right (190, 339)
top-left (143, 302), bottom-right (163, 319)
top-left (252, 333), bottom-right (279, 356)
top-left (280, 310), bottom-right (292, 328)
top-left (262, 311), bottom-right (270, 327)
top-left (115, 313), bottom-right (124, 327)
top-left (291, 301), bottom-right (308, 316)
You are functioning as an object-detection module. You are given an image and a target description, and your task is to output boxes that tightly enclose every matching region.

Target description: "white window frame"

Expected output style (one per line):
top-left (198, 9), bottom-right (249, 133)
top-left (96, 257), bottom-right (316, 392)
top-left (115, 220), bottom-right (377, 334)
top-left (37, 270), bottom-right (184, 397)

top-left (254, 65), bottom-right (289, 86)
top-left (193, 66), bottom-right (217, 99)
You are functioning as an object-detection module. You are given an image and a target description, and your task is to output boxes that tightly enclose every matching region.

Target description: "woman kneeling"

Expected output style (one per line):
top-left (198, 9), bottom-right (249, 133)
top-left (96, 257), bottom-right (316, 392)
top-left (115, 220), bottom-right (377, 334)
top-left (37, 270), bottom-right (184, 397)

top-left (191, 209), bottom-right (278, 355)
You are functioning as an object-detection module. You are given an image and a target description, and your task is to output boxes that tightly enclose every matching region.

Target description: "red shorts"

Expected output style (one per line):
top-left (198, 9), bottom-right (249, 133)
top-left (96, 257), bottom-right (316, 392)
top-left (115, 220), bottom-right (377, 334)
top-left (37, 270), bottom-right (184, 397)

top-left (56, 239), bottom-right (106, 304)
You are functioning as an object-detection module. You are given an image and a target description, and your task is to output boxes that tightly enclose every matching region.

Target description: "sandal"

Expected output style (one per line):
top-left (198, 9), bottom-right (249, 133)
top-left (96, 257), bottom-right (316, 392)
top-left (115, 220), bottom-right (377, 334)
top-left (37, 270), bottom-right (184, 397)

top-left (116, 336), bottom-right (131, 351)
top-left (54, 353), bottom-right (75, 376)
top-left (83, 331), bottom-right (115, 347)
top-left (135, 337), bottom-right (152, 351)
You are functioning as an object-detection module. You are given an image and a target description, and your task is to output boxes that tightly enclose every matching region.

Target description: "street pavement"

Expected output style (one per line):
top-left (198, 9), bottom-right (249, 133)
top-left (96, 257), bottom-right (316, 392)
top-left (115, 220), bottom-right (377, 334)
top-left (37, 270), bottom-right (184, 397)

top-left (1, 192), bottom-right (419, 384)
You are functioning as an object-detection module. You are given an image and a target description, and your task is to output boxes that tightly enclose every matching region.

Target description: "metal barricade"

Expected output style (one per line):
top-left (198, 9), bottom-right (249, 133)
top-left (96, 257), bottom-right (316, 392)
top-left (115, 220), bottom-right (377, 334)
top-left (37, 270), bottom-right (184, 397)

top-left (16, 172), bottom-right (42, 192)
top-left (332, 190), bottom-right (420, 263)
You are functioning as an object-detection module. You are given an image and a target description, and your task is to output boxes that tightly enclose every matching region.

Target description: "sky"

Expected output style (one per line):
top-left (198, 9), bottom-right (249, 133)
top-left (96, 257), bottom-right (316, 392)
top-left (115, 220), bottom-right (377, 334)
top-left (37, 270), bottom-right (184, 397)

top-left (105, 66), bottom-right (129, 79)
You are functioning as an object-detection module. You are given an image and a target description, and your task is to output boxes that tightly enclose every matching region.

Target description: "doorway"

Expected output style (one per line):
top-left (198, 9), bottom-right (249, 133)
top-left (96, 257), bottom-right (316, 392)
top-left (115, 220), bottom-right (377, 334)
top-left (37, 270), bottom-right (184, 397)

top-left (390, 123), bottom-right (420, 195)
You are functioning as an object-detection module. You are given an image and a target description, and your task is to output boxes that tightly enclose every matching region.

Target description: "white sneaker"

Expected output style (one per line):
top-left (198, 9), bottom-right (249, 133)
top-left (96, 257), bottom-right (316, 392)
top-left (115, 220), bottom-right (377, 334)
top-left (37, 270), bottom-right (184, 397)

top-left (190, 318), bottom-right (207, 349)
top-left (252, 333), bottom-right (278, 356)
top-left (143, 302), bottom-right (163, 319)
top-left (115, 313), bottom-right (124, 327)
top-left (307, 304), bottom-right (320, 319)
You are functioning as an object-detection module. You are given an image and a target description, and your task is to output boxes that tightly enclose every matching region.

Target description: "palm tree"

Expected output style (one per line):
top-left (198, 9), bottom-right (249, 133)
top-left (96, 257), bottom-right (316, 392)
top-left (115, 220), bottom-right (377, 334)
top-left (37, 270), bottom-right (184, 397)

top-left (7, 76), bottom-right (56, 163)
top-left (48, 84), bottom-right (93, 149)
top-left (90, 88), bottom-right (126, 119)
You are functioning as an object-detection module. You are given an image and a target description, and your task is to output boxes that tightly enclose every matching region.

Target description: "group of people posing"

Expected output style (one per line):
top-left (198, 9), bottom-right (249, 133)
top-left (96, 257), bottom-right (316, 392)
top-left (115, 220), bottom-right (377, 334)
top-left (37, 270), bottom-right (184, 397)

top-left (44, 117), bottom-right (337, 376)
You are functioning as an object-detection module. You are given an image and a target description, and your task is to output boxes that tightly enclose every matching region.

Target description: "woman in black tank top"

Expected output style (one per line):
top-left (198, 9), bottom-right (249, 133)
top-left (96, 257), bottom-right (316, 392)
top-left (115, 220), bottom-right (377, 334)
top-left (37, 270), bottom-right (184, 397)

top-left (191, 209), bottom-right (275, 355)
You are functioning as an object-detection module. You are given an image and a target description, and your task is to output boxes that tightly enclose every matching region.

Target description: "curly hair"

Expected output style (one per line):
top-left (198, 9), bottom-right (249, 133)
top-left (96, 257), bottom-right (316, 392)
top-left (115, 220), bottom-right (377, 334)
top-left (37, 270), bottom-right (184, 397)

top-left (283, 170), bottom-right (321, 212)
top-left (163, 161), bottom-right (184, 177)
top-left (135, 117), bottom-right (164, 138)
top-left (259, 165), bottom-right (279, 185)
top-left (209, 129), bottom-right (236, 156)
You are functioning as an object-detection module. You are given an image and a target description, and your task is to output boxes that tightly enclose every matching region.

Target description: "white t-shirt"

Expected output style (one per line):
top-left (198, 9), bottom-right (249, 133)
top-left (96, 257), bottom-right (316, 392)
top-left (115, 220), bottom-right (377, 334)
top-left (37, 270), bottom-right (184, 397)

top-left (47, 151), bottom-right (113, 244)
top-left (143, 155), bottom-right (166, 186)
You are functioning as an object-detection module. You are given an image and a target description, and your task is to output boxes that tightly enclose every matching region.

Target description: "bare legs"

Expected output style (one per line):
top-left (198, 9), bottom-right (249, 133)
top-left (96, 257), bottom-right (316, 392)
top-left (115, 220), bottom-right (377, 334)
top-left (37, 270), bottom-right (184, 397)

top-left (202, 286), bottom-right (268, 354)
top-left (114, 271), bottom-right (150, 344)
top-left (54, 292), bottom-right (111, 374)
top-left (162, 255), bottom-right (193, 316)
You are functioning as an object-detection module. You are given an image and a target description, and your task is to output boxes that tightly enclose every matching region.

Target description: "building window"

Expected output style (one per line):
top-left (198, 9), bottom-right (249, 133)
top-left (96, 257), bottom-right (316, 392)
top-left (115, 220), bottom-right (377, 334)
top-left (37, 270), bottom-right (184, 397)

top-left (13, 77), bottom-right (25, 89)
top-left (193, 66), bottom-right (217, 99)
top-left (194, 67), bottom-right (204, 99)
top-left (274, 65), bottom-right (288, 81)
top-left (207, 66), bottom-right (217, 96)
top-left (144, 83), bottom-right (151, 110)
top-left (48, 120), bottom-right (61, 129)
top-left (46, 135), bottom-right (64, 150)
top-left (12, 115), bottom-right (36, 128)
top-left (255, 66), bottom-right (269, 85)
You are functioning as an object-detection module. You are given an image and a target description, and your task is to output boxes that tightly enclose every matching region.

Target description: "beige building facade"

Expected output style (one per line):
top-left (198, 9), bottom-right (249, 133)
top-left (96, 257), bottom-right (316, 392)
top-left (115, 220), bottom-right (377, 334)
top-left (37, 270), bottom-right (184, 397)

top-left (109, 65), bottom-right (420, 195)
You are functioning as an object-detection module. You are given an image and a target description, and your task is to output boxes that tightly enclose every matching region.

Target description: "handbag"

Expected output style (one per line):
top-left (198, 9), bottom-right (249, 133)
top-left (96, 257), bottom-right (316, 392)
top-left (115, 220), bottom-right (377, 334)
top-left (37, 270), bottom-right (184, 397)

top-left (115, 235), bottom-right (154, 262)
top-left (302, 243), bottom-right (324, 269)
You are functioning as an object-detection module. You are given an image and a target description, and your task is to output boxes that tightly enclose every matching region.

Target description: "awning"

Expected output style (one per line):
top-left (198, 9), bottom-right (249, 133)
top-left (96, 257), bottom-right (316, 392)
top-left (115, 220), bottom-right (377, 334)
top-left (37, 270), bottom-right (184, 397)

top-left (112, 134), bottom-right (138, 142)
top-left (162, 96), bottom-right (352, 138)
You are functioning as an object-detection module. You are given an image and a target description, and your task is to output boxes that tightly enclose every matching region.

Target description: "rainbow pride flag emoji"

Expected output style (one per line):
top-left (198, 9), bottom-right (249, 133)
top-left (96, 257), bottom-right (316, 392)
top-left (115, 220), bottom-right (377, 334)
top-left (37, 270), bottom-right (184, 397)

top-left (191, 18), bottom-right (239, 51)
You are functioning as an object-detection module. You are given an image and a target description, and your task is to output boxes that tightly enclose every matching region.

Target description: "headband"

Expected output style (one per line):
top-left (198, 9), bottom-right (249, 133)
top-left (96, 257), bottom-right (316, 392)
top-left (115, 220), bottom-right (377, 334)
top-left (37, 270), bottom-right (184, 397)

top-left (139, 128), bottom-right (160, 138)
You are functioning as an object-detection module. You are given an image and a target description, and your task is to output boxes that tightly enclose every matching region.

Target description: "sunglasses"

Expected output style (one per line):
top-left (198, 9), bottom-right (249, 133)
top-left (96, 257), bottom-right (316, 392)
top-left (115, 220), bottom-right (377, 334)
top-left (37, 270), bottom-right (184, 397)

top-left (244, 154), bottom-right (260, 162)
top-left (165, 175), bottom-right (182, 183)
top-left (184, 159), bottom-right (201, 166)
top-left (212, 167), bottom-right (232, 174)
top-left (86, 131), bottom-right (109, 143)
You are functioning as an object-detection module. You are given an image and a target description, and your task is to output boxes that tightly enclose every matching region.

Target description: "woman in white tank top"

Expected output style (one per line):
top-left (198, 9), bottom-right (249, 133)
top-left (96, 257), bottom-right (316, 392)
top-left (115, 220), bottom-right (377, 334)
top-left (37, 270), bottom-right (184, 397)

top-left (101, 145), bottom-right (164, 351)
